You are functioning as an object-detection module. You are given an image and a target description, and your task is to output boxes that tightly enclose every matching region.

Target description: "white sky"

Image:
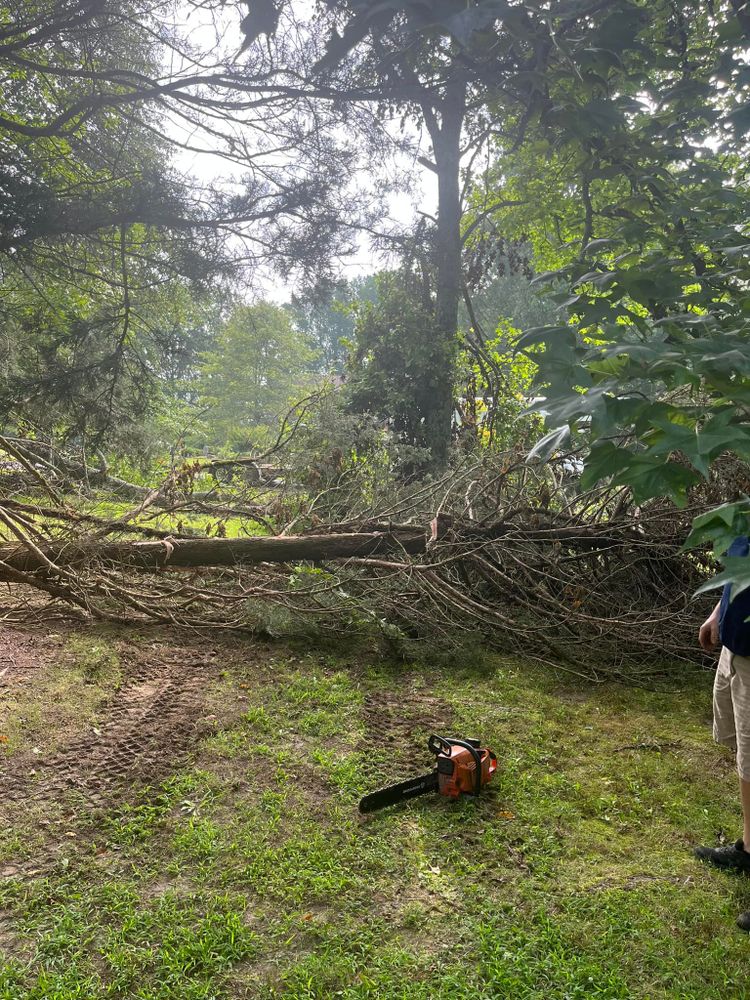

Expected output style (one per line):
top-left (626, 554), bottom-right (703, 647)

top-left (174, 133), bottom-right (432, 302)
top-left (164, 1), bottom-right (434, 302)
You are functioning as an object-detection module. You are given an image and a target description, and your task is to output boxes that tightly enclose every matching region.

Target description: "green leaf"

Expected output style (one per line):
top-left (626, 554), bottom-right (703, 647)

top-left (527, 424), bottom-right (570, 462)
top-left (516, 326), bottom-right (574, 351)
top-left (684, 501), bottom-right (750, 556)
top-left (581, 442), bottom-right (699, 504)
top-left (696, 557), bottom-right (750, 599)
top-left (579, 441), bottom-right (634, 489)
top-left (716, 19), bottom-right (745, 43)
top-left (583, 238), bottom-right (617, 252)
top-left (593, 4), bottom-right (649, 52)
top-left (727, 102), bottom-right (750, 134)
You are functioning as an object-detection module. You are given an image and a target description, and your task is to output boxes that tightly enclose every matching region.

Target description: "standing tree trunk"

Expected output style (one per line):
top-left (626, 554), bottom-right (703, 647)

top-left (423, 72), bottom-right (467, 468)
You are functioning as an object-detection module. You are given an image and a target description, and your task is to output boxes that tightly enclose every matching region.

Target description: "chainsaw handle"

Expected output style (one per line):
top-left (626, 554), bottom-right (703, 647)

top-left (428, 734), bottom-right (452, 757)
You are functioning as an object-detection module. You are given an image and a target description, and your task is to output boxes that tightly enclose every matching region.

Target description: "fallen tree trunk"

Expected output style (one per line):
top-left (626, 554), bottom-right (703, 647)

top-left (0, 529), bottom-right (427, 576)
top-left (0, 439), bottom-right (716, 677)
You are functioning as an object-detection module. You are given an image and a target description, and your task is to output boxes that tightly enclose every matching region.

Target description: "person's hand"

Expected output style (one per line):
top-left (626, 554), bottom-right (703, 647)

top-left (699, 611), bottom-right (720, 652)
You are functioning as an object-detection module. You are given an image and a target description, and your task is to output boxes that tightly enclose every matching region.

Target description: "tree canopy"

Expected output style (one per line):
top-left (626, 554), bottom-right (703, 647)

top-left (198, 302), bottom-right (318, 451)
top-left (3, 0), bottom-right (750, 587)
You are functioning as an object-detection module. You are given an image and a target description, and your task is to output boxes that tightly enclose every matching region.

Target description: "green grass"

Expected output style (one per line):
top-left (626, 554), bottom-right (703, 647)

top-left (90, 499), bottom-right (271, 539)
top-left (1, 632), bottom-right (749, 998)
top-left (0, 495), bottom-right (274, 543)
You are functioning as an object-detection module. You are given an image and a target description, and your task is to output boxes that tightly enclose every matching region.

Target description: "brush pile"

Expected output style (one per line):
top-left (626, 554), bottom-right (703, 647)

top-left (0, 433), bottom-right (716, 680)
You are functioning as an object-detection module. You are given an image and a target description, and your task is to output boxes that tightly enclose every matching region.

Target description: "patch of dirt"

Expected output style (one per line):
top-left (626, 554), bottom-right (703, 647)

top-left (583, 873), bottom-right (692, 893)
top-left (2, 642), bottom-right (220, 808)
top-left (356, 681), bottom-right (456, 812)
top-left (556, 688), bottom-right (592, 705)
top-left (360, 682), bottom-right (454, 781)
top-left (613, 739), bottom-right (684, 753)
top-left (0, 626), bottom-right (67, 689)
top-left (372, 881), bottom-right (485, 956)
top-left (373, 883), bottom-right (453, 918)
top-left (0, 911), bottom-right (28, 960)
top-left (141, 874), bottom-right (197, 901)
top-left (361, 685), bottom-right (454, 748)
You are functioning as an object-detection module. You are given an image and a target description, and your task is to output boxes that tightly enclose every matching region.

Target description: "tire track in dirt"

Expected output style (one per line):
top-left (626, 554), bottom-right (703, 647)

top-left (2, 649), bottom-right (219, 807)
top-left (361, 687), bottom-right (454, 746)
top-left (359, 684), bottom-right (455, 789)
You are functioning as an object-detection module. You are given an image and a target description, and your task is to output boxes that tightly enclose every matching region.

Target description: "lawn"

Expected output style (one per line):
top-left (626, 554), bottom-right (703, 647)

top-left (0, 627), bottom-right (747, 999)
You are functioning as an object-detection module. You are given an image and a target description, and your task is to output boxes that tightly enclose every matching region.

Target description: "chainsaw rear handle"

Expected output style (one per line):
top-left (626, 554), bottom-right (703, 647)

top-left (428, 734), bottom-right (485, 797)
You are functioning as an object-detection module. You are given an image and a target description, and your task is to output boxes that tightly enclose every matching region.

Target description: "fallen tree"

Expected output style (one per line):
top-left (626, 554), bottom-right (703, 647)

top-left (0, 529), bottom-right (427, 575)
top-left (0, 439), bottom-right (719, 681)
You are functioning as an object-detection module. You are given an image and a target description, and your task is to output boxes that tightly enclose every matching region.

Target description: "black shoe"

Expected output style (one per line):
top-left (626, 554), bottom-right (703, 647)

top-left (694, 839), bottom-right (750, 873)
top-left (737, 911), bottom-right (750, 932)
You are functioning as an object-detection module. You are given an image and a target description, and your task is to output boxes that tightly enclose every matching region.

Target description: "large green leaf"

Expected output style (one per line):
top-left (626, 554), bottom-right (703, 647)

top-left (696, 557), bottom-right (750, 599)
top-left (684, 502), bottom-right (750, 556)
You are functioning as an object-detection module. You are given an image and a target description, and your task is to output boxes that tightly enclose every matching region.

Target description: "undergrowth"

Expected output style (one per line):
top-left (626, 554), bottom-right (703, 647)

top-left (0, 630), bottom-right (746, 999)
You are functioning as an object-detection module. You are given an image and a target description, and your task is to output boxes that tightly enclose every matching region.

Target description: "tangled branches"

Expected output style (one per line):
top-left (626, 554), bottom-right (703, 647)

top-left (0, 435), bottom-right (717, 681)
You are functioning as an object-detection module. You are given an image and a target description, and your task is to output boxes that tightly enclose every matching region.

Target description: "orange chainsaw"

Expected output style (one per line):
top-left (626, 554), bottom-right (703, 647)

top-left (358, 734), bottom-right (497, 814)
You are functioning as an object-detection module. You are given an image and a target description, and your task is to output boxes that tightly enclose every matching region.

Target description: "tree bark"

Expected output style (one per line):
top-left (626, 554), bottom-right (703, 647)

top-left (0, 529), bottom-right (427, 577)
top-left (424, 72), bottom-right (466, 468)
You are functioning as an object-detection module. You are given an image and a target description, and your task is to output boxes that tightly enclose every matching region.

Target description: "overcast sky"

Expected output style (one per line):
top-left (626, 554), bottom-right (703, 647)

top-left (163, 0), bottom-right (433, 301)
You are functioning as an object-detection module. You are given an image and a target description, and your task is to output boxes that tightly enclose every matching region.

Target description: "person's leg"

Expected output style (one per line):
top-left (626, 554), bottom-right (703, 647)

top-left (731, 657), bottom-right (750, 929)
top-left (695, 650), bottom-right (750, 932)
top-left (735, 774), bottom-right (750, 929)
top-left (742, 777), bottom-right (750, 848)
top-left (694, 648), bottom-right (750, 870)
top-left (732, 654), bottom-right (750, 849)
top-left (713, 647), bottom-right (737, 757)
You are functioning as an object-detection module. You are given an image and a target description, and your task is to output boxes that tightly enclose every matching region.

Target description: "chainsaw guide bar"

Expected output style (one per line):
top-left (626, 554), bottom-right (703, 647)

top-left (358, 771), bottom-right (439, 813)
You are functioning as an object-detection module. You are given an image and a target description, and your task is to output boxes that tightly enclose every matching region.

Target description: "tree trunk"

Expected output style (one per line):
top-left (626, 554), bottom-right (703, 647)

top-left (424, 72), bottom-right (466, 468)
top-left (0, 529), bottom-right (427, 577)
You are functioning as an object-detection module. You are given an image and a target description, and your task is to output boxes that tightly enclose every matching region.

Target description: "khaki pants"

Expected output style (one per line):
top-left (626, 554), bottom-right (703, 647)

top-left (714, 646), bottom-right (750, 782)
